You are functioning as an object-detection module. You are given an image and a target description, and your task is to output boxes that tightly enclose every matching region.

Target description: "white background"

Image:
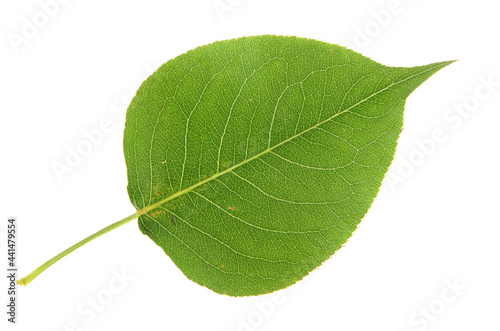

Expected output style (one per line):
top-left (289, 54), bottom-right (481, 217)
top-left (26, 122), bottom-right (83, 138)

top-left (1, 0), bottom-right (499, 330)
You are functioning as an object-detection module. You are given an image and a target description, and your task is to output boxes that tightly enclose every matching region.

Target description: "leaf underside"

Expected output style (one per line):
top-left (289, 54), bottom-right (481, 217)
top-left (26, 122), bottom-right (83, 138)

top-left (123, 35), bottom-right (451, 296)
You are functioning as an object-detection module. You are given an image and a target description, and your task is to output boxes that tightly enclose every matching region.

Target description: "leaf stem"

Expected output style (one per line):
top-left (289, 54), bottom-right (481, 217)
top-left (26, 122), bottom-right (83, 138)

top-left (17, 212), bottom-right (139, 286)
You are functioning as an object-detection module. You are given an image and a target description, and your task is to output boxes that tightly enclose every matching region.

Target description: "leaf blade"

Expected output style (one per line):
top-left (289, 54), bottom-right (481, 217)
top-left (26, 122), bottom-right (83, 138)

top-left (124, 35), bottom-right (452, 296)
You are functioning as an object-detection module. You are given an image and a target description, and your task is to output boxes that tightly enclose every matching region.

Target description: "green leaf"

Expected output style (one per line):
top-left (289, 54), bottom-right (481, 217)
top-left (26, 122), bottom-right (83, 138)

top-left (16, 36), bottom-right (452, 292)
top-left (123, 35), bottom-right (451, 296)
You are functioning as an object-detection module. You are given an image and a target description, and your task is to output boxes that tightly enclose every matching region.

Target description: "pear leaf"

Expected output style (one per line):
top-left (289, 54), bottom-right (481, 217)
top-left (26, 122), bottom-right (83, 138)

top-left (123, 35), bottom-right (452, 296)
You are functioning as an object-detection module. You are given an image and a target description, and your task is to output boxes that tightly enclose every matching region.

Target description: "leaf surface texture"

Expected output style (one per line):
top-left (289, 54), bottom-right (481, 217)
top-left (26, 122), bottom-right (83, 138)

top-left (124, 35), bottom-right (451, 296)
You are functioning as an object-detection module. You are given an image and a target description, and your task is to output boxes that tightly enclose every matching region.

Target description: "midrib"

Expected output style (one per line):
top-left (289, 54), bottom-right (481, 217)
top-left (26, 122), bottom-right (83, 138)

top-left (137, 64), bottom-right (440, 216)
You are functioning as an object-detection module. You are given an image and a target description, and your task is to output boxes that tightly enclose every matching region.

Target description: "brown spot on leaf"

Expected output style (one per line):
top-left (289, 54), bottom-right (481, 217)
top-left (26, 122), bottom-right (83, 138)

top-left (150, 210), bottom-right (164, 218)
